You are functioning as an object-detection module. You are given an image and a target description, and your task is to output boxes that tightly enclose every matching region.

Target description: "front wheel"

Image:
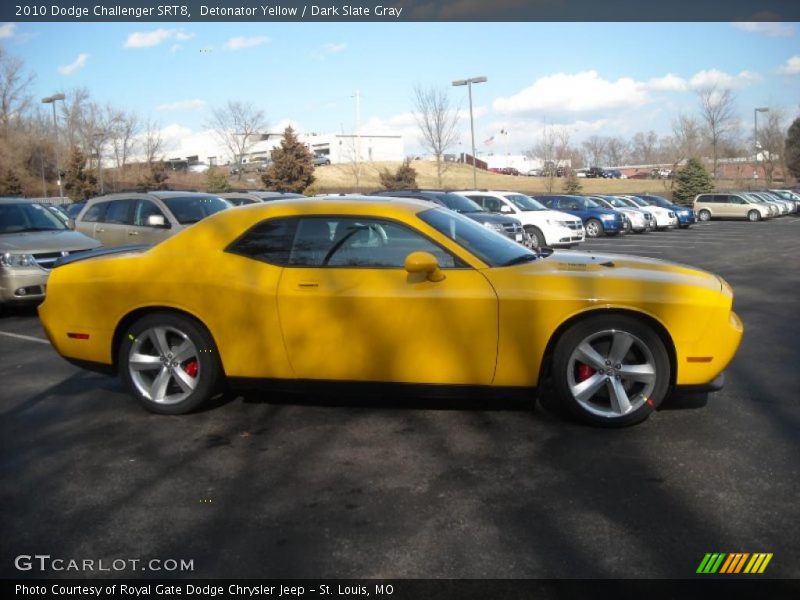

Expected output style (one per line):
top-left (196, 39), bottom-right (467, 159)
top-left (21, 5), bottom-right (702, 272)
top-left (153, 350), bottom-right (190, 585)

top-left (747, 210), bottom-right (761, 222)
top-left (698, 209), bottom-right (711, 222)
top-left (584, 219), bottom-right (603, 238)
top-left (525, 226), bottom-right (545, 249)
top-left (551, 315), bottom-right (671, 427)
top-left (119, 312), bottom-right (223, 414)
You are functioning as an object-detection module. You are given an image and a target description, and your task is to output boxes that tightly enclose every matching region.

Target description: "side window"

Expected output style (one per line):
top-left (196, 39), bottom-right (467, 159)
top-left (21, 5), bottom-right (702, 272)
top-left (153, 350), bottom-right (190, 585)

top-left (562, 199), bottom-right (579, 210)
top-left (81, 202), bottom-right (108, 223)
top-left (290, 217), bottom-right (460, 269)
top-left (482, 196), bottom-right (503, 212)
top-left (134, 200), bottom-right (167, 226)
top-left (104, 200), bottom-right (134, 225)
top-left (226, 218), bottom-right (299, 266)
top-left (729, 195), bottom-right (744, 204)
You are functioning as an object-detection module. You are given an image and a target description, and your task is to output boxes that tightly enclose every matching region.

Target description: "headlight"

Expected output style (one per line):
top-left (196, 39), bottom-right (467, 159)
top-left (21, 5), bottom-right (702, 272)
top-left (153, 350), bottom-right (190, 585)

top-left (482, 222), bottom-right (505, 232)
top-left (0, 252), bottom-right (38, 268)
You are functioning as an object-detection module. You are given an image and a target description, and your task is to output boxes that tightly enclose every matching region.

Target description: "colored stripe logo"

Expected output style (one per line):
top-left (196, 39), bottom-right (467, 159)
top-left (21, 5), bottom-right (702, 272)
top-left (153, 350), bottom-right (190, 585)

top-left (697, 553), bottom-right (773, 574)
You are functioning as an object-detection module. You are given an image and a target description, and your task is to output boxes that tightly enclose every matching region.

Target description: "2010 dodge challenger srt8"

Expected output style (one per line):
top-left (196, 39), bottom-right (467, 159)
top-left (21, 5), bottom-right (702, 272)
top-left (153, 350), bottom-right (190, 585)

top-left (38, 196), bottom-right (742, 426)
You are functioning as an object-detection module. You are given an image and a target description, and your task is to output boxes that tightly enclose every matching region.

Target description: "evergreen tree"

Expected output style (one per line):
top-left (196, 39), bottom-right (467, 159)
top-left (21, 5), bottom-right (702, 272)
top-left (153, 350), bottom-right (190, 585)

top-left (139, 162), bottom-right (169, 190)
top-left (63, 147), bottom-right (98, 200)
top-left (785, 117), bottom-right (800, 181)
top-left (261, 126), bottom-right (315, 193)
top-left (205, 167), bottom-right (230, 193)
top-left (379, 158), bottom-right (418, 190)
top-left (562, 170), bottom-right (582, 194)
top-left (0, 168), bottom-right (23, 196)
top-left (673, 157), bottom-right (714, 203)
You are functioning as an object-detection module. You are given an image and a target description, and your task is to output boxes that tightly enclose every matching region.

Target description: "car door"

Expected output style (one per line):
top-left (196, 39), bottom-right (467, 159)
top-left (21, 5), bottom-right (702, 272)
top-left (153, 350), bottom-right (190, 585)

top-left (127, 199), bottom-right (174, 245)
top-left (94, 199), bottom-right (134, 247)
top-left (276, 216), bottom-right (499, 384)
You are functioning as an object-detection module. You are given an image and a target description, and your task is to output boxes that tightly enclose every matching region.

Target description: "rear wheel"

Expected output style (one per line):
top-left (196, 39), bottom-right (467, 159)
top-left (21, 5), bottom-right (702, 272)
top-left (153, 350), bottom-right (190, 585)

top-left (119, 312), bottom-right (223, 414)
top-left (698, 209), bottom-right (711, 222)
top-left (584, 219), bottom-right (603, 238)
top-left (747, 210), bottom-right (760, 222)
top-left (551, 315), bottom-right (671, 427)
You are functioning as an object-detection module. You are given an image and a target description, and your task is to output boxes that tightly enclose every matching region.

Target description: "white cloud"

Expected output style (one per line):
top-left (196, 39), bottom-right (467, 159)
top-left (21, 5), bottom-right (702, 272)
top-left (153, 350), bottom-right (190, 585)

top-left (224, 36), bottom-right (270, 50)
top-left (731, 21), bottom-right (795, 38)
top-left (688, 69), bottom-right (761, 89)
top-left (311, 42), bottom-right (347, 60)
top-left (0, 23), bottom-right (16, 39)
top-left (124, 29), bottom-right (194, 49)
top-left (156, 99), bottom-right (207, 112)
top-left (778, 55), bottom-right (800, 75)
top-left (58, 53), bottom-right (89, 76)
top-left (493, 71), bottom-right (649, 115)
top-left (646, 74), bottom-right (688, 92)
top-left (169, 44), bottom-right (183, 54)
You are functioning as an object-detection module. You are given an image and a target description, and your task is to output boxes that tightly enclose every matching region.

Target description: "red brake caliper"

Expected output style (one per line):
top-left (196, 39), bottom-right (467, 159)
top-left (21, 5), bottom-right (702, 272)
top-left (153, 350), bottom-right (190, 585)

top-left (183, 360), bottom-right (199, 378)
top-left (577, 363), bottom-right (594, 382)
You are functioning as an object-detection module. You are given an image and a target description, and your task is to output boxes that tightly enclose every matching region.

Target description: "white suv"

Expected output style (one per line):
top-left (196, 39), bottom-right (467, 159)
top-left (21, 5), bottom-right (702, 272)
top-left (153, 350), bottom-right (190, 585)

top-left (461, 190), bottom-right (585, 248)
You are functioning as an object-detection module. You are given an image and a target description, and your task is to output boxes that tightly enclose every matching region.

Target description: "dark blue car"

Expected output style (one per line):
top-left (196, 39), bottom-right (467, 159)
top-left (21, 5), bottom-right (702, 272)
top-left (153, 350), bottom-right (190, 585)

top-left (533, 194), bottom-right (626, 238)
top-left (638, 194), bottom-right (696, 228)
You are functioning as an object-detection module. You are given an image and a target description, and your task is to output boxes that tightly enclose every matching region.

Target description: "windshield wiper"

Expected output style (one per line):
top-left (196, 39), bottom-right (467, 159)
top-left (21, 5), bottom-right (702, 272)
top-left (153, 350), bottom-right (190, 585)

top-left (502, 254), bottom-right (538, 267)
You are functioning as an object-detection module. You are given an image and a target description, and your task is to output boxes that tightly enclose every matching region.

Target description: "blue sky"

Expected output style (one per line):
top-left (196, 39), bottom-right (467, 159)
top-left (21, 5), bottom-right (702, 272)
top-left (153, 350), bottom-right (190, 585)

top-left (3, 21), bottom-right (799, 158)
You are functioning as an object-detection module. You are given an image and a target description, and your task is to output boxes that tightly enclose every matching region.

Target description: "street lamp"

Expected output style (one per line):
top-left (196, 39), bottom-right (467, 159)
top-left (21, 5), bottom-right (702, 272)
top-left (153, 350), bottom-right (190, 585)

top-left (754, 107), bottom-right (769, 180)
top-left (41, 93), bottom-right (66, 201)
top-left (452, 76), bottom-right (487, 188)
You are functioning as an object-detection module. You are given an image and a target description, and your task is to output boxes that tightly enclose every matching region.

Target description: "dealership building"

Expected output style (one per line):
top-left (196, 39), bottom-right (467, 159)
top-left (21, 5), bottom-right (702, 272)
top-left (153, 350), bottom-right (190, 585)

top-left (243, 132), bottom-right (404, 165)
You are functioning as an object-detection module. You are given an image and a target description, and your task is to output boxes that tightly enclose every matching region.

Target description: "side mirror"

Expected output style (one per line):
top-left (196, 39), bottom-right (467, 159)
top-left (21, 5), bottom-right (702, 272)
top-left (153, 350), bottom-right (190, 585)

top-left (500, 204), bottom-right (513, 214)
top-left (66, 218), bottom-right (76, 230)
top-left (404, 251), bottom-right (446, 282)
top-left (146, 214), bottom-right (169, 228)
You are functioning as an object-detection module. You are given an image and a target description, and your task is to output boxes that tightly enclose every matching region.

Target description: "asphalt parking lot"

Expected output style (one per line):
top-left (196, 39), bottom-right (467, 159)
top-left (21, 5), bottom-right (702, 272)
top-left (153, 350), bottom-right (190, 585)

top-left (1, 217), bottom-right (799, 579)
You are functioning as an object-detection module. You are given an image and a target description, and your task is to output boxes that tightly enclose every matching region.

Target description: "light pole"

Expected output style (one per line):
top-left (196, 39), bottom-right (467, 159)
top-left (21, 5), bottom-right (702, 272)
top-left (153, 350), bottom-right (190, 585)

top-left (452, 76), bottom-right (487, 188)
top-left (41, 93), bottom-right (66, 201)
top-left (754, 107), bottom-right (769, 181)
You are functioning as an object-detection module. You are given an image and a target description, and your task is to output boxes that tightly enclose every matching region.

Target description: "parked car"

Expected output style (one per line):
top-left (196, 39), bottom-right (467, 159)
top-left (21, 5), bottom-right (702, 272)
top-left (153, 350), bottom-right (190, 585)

top-left (313, 155), bottom-right (331, 166)
top-left (0, 198), bottom-right (100, 309)
top-left (591, 196), bottom-right (652, 233)
top-left (586, 167), bottom-right (606, 178)
top-left (604, 169), bottom-right (623, 179)
top-left (74, 191), bottom-right (231, 247)
top-left (752, 191), bottom-right (792, 215)
top-left (694, 193), bottom-right (770, 222)
top-left (65, 202), bottom-right (86, 219)
top-left (620, 196), bottom-right (678, 230)
top-left (768, 189), bottom-right (800, 211)
top-left (372, 189), bottom-right (529, 245)
top-left (39, 196), bottom-right (742, 426)
top-left (636, 194), bottom-right (696, 229)
top-left (741, 193), bottom-right (779, 218)
top-left (533, 195), bottom-right (626, 238)
top-left (460, 190), bottom-right (585, 248)
top-left (220, 191), bottom-right (306, 206)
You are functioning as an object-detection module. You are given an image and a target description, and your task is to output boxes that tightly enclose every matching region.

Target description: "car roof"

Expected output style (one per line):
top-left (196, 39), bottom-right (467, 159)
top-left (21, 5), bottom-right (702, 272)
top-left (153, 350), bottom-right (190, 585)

top-left (85, 191), bottom-right (223, 202)
top-left (0, 197), bottom-right (36, 204)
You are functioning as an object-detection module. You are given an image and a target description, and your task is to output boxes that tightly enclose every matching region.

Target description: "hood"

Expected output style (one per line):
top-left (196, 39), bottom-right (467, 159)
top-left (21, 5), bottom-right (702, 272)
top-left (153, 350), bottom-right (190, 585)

top-left (516, 250), bottom-right (723, 293)
top-left (542, 209), bottom-right (582, 223)
top-left (463, 211), bottom-right (520, 226)
top-left (0, 230), bottom-right (101, 254)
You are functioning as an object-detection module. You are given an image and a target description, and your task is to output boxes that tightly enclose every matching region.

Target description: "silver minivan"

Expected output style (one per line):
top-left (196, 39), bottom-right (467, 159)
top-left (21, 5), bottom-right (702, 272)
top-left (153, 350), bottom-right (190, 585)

top-left (75, 191), bottom-right (230, 247)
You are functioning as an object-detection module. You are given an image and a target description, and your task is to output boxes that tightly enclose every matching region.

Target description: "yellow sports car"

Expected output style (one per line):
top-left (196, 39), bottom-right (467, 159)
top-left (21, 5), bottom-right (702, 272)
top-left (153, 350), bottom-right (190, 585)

top-left (38, 196), bottom-right (742, 426)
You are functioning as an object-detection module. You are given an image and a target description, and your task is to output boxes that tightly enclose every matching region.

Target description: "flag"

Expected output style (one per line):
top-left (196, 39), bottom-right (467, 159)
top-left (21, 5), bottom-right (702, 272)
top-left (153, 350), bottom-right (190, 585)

top-left (484, 136), bottom-right (495, 145)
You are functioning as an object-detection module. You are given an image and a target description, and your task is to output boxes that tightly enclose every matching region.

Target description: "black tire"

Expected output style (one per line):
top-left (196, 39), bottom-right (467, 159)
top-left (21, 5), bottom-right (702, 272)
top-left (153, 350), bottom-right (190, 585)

top-left (584, 218), bottom-right (603, 238)
top-left (525, 226), bottom-right (545, 249)
top-left (698, 209), bottom-right (711, 222)
top-left (551, 314), bottom-right (671, 427)
top-left (118, 312), bottom-right (223, 415)
top-left (747, 210), bottom-right (760, 222)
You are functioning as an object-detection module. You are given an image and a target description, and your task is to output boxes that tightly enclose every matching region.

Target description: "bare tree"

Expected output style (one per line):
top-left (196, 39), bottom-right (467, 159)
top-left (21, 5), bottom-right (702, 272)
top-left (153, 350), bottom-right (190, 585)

top-left (110, 109), bottom-right (139, 170)
top-left (59, 87), bottom-right (91, 150)
top-left (630, 130), bottom-right (660, 164)
top-left (660, 114), bottom-right (704, 190)
top-left (412, 84), bottom-right (460, 187)
top-left (605, 136), bottom-right (630, 167)
top-left (0, 47), bottom-right (35, 136)
top-left (757, 108), bottom-right (786, 185)
top-left (142, 118), bottom-right (164, 165)
top-left (530, 124), bottom-right (571, 192)
top-left (582, 135), bottom-right (607, 168)
top-left (696, 85), bottom-right (738, 178)
top-left (209, 100), bottom-right (267, 180)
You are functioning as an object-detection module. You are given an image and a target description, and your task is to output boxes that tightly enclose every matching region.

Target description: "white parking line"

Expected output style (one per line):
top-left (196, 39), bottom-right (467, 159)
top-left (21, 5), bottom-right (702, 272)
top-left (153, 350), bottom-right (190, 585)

top-left (0, 331), bottom-right (50, 345)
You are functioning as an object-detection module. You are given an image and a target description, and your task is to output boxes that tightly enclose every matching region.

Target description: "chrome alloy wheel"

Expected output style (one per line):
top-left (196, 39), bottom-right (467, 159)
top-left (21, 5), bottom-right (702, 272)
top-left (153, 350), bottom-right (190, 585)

top-left (566, 329), bottom-right (657, 418)
top-left (585, 220), bottom-right (601, 237)
top-left (128, 325), bottom-right (200, 405)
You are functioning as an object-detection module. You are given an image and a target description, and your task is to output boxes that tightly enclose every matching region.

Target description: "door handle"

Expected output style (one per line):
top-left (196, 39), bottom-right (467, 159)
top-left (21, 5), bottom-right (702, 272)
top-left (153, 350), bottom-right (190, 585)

top-left (127, 231), bottom-right (139, 236)
top-left (297, 282), bottom-right (319, 288)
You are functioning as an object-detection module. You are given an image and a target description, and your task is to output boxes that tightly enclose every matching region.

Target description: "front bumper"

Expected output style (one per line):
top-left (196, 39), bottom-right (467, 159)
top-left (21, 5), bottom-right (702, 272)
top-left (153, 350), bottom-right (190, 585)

top-left (0, 268), bottom-right (48, 304)
top-left (676, 212), bottom-right (696, 226)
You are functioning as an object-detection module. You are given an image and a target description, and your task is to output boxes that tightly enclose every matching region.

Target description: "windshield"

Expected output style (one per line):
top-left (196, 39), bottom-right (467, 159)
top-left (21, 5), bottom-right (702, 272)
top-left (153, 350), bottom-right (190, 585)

top-left (505, 194), bottom-right (546, 211)
top-left (418, 207), bottom-right (537, 268)
top-left (592, 197), bottom-right (613, 209)
top-left (0, 202), bottom-right (68, 234)
top-left (628, 197), bottom-right (648, 207)
top-left (643, 195), bottom-right (671, 207)
top-left (583, 197), bottom-right (601, 208)
top-left (437, 193), bottom-right (484, 213)
top-left (601, 196), bottom-right (628, 208)
top-left (161, 195), bottom-right (230, 224)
